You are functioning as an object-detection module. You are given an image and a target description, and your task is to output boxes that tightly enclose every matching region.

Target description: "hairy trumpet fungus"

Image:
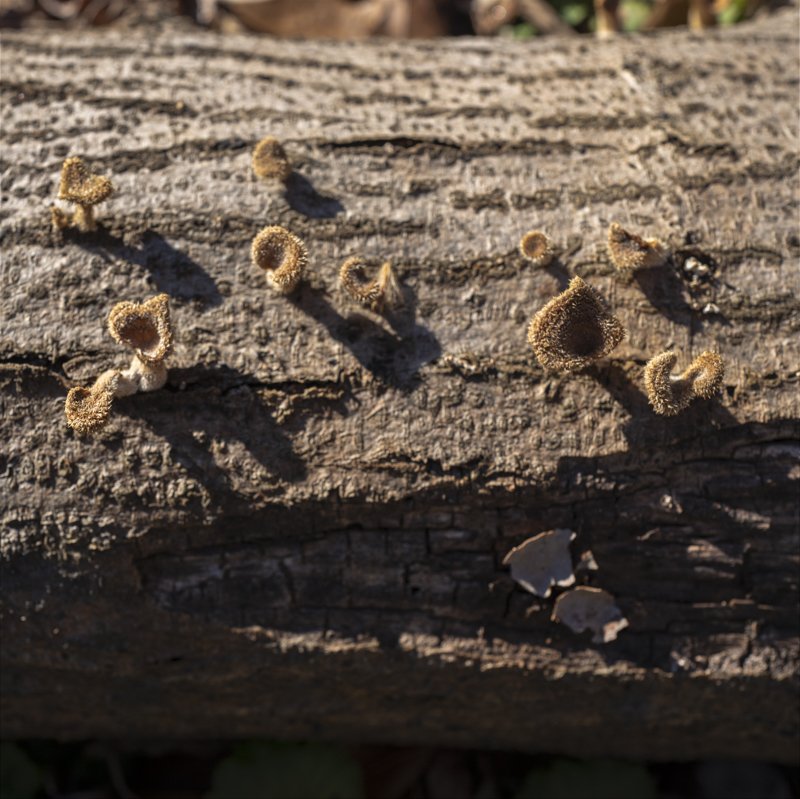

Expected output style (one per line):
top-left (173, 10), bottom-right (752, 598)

top-left (607, 222), bottom-right (667, 271)
top-left (644, 350), bottom-right (725, 416)
top-left (527, 276), bottom-right (626, 371)
top-left (65, 295), bottom-right (173, 435)
top-left (107, 293), bottom-right (173, 393)
top-left (108, 294), bottom-right (173, 365)
top-left (519, 230), bottom-right (555, 267)
top-left (339, 257), bottom-right (404, 312)
top-left (65, 369), bottom-right (122, 436)
top-left (252, 136), bottom-right (292, 182)
top-left (53, 156), bottom-right (114, 232)
top-left (251, 225), bottom-right (308, 294)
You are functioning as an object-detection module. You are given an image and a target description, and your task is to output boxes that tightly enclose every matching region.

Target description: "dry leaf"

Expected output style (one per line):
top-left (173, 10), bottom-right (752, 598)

top-left (502, 529), bottom-right (576, 598)
top-left (552, 586), bottom-right (629, 644)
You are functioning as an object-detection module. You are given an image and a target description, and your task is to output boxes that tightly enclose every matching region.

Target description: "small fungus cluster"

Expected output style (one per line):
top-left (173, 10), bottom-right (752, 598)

top-left (523, 222), bottom-right (726, 414)
top-left (56, 137), bottom-right (727, 441)
top-left (249, 222), bottom-right (404, 315)
top-left (65, 294), bottom-right (173, 435)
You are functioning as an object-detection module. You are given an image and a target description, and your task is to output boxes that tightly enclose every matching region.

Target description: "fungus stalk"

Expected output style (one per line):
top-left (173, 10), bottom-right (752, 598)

top-left (527, 276), bottom-right (626, 371)
top-left (519, 230), bottom-right (555, 268)
top-left (607, 222), bottom-right (668, 272)
top-left (52, 156), bottom-right (114, 232)
top-left (644, 350), bottom-right (725, 416)
top-left (339, 257), bottom-right (404, 313)
top-left (251, 226), bottom-right (308, 294)
top-left (252, 136), bottom-right (292, 182)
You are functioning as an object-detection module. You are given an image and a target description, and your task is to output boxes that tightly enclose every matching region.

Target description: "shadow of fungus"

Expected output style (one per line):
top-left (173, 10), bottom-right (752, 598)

top-left (283, 172), bottom-right (344, 219)
top-left (289, 280), bottom-right (441, 392)
top-left (67, 226), bottom-right (223, 308)
top-left (542, 256), bottom-right (571, 291)
top-left (632, 261), bottom-right (694, 328)
top-left (114, 364), bottom-right (310, 505)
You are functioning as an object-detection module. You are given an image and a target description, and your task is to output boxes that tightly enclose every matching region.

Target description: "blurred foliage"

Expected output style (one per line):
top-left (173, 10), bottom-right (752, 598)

top-left (0, 744), bottom-right (43, 799)
top-left (620, 0), bottom-right (652, 30)
top-left (205, 742), bottom-right (364, 799)
top-left (717, 0), bottom-right (750, 24)
top-left (517, 758), bottom-right (658, 799)
top-left (1, 740), bottom-right (796, 799)
top-left (551, 0), bottom-right (595, 28)
top-left (503, 21), bottom-right (538, 38)
top-left (0, 0), bottom-right (764, 35)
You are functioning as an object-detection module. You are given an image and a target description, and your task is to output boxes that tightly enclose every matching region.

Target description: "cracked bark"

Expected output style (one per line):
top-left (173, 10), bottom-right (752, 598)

top-left (1, 13), bottom-right (798, 760)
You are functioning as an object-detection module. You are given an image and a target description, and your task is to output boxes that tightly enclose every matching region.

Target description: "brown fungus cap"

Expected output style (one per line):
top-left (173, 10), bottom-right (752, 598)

top-left (340, 257), bottom-right (382, 306)
top-left (58, 156), bottom-right (114, 206)
top-left (65, 369), bottom-right (120, 436)
top-left (607, 222), bottom-right (667, 271)
top-left (519, 230), bottom-right (555, 267)
top-left (252, 136), bottom-right (292, 182)
top-left (644, 350), bottom-right (725, 416)
top-left (527, 276), bottom-right (626, 371)
top-left (107, 294), bottom-right (173, 365)
top-left (251, 226), bottom-right (308, 294)
top-left (339, 258), bottom-right (404, 313)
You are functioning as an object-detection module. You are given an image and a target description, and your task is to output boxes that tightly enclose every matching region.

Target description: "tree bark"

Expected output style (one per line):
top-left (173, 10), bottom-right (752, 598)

top-left (1, 12), bottom-right (798, 761)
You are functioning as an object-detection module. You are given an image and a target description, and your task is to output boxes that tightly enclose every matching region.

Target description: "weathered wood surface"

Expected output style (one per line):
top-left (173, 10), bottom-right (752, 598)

top-left (1, 13), bottom-right (798, 760)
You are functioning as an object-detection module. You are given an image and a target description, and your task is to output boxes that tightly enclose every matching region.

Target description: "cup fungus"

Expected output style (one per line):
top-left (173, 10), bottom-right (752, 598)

top-left (339, 257), bottom-right (404, 312)
top-left (527, 276), bottom-right (626, 371)
top-left (552, 586), bottom-right (629, 644)
top-left (502, 529), bottom-right (576, 598)
top-left (644, 349), bottom-right (725, 416)
top-left (252, 136), bottom-right (292, 182)
top-left (519, 230), bottom-right (555, 268)
top-left (607, 222), bottom-right (668, 272)
top-left (52, 156), bottom-right (114, 232)
top-left (251, 225), bottom-right (308, 294)
top-left (65, 294), bottom-right (174, 435)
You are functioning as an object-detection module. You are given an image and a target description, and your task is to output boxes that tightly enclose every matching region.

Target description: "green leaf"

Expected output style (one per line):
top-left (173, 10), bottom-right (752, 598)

top-left (0, 744), bottom-right (43, 799)
top-left (206, 742), bottom-right (364, 799)
top-left (517, 759), bottom-right (657, 799)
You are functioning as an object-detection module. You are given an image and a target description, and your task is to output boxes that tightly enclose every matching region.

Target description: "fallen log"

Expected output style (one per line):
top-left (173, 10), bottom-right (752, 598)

top-left (1, 12), bottom-right (798, 761)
